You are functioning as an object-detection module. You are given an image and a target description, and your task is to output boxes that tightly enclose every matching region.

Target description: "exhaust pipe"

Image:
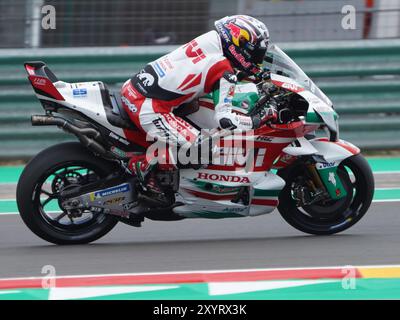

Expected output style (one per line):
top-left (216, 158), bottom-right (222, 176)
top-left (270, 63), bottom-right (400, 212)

top-left (31, 115), bottom-right (107, 156)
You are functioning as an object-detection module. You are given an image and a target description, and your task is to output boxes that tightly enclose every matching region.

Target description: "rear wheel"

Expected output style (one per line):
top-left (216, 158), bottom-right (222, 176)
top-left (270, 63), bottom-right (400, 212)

top-left (17, 142), bottom-right (119, 244)
top-left (277, 154), bottom-right (374, 235)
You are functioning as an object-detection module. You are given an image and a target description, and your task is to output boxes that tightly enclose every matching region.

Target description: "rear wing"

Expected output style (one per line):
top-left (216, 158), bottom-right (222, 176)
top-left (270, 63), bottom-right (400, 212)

top-left (24, 61), bottom-right (64, 101)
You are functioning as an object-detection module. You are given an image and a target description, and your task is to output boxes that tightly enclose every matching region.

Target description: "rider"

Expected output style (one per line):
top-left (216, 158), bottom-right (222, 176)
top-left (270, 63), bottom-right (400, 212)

top-left (121, 15), bottom-right (277, 188)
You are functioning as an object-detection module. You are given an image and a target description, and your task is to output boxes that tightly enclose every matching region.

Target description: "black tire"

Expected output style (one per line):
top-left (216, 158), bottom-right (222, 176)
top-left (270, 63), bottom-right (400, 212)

top-left (277, 154), bottom-right (374, 235)
top-left (17, 142), bottom-right (119, 245)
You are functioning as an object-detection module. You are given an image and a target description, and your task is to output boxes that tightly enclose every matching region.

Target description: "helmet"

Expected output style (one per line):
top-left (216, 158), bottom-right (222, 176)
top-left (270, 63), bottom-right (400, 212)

top-left (215, 15), bottom-right (269, 76)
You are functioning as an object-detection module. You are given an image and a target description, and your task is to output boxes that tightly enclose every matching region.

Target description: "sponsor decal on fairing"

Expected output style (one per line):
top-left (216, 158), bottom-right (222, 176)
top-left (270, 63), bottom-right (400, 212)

top-left (94, 184), bottom-right (130, 198)
top-left (196, 172), bottom-right (251, 184)
top-left (72, 88), bottom-right (87, 97)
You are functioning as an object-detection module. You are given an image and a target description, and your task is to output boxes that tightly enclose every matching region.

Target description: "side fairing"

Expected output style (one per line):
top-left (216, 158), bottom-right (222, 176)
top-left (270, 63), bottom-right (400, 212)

top-left (173, 168), bottom-right (285, 218)
top-left (310, 138), bottom-right (360, 163)
top-left (56, 81), bottom-right (129, 139)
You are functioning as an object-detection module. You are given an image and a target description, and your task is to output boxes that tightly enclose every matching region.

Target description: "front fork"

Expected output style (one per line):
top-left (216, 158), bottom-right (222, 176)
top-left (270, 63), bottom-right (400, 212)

top-left (306, 163), bottom-right (325, 190)
top-left (288, 157), bottom-right (347, 206)
top-left (305, 158), bottom-right (347, 202)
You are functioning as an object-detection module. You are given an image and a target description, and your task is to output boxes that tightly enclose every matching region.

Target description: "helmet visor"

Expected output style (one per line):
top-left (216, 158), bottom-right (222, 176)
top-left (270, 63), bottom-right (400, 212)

top-left (252, 46), bottom-right (267, 65)
top-left (249, 38), bottom-right (268, 65)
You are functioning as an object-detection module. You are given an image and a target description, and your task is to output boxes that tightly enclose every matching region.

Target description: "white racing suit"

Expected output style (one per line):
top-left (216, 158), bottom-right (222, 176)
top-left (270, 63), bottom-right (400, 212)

top-left (121, 30), bottom-right (257, 169)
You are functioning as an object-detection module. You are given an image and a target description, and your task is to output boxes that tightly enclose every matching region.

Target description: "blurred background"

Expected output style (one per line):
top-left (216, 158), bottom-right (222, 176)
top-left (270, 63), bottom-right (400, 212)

top-left (1, 0), bottom-right (400, 159)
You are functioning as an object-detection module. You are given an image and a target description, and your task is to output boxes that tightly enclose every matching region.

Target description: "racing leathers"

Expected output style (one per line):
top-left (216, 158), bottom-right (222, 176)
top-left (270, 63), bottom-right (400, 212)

top-left (120, 30), bottom-right (265, 184)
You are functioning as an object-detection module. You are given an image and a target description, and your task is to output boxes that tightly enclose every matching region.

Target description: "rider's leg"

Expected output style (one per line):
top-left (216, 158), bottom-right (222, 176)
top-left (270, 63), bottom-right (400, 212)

top-left (121, 81), bottom-right (200, 185)
top-left (131, 109), bottom-right (200, 182)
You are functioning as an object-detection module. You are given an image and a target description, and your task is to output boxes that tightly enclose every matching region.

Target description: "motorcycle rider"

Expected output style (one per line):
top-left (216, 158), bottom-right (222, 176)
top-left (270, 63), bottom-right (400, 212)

top-left (121, 15), bottom-right (277, 189)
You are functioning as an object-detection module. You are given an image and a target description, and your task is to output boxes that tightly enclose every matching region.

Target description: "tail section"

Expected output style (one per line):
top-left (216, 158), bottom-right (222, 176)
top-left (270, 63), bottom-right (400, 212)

top-left (24, 61), bottom-right (65, 102)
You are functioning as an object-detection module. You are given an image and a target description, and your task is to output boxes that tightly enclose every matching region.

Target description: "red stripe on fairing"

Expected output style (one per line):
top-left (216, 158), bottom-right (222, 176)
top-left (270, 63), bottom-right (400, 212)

top-left (315, 138), bottom-right (360, 155)
top-left (0, 268), bottom-right (363, 289)
top-left (184, 188), bottom-right (236, 200)
top-left (28, 75), bottom-right (64, 100)
top-left (251, 199), bottom-right (279, 206)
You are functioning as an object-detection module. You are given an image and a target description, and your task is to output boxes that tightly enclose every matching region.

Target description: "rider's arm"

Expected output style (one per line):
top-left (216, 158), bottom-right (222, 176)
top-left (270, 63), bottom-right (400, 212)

top-left (212, 72), bottom-right (255, 130)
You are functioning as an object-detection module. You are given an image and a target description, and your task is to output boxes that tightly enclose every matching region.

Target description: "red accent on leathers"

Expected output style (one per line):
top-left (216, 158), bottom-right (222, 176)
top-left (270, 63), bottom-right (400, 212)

top-left (204, 59), bottom-right (234, 93)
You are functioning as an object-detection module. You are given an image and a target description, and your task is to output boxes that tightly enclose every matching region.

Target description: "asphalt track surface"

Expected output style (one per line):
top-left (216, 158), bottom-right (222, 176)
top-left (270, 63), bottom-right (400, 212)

top-left (0, 200), bottom-right (399, 278)
top-left (0, 160), bottom-right (399, 278)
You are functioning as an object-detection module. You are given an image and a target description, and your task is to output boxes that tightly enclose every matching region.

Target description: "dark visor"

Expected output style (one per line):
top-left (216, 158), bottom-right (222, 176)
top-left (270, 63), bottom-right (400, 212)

top-left (252, 46), bottom-right (267, 64)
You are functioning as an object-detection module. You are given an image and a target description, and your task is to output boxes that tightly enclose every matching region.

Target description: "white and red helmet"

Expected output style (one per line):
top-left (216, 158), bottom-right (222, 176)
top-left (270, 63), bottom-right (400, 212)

top-left (215, 15), bottom-right (269, 75)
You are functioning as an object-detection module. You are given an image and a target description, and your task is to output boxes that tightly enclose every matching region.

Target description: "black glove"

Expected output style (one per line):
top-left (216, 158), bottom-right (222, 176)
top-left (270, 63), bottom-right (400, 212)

top-left (236, 68), bottom-right (270, 83)
top-left (252, 103), bottom-right (278, 129)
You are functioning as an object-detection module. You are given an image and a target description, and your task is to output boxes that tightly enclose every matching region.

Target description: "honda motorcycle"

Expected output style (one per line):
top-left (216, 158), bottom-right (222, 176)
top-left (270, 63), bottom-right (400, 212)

top-left (17, 44), bottom-right (374, 244)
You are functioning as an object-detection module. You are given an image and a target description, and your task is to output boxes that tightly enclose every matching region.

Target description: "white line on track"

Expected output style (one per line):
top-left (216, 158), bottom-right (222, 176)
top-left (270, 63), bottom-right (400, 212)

top-left (370, 171), bottom-right (400, 174)
top-left (1, 264), bottom-right (400, 282)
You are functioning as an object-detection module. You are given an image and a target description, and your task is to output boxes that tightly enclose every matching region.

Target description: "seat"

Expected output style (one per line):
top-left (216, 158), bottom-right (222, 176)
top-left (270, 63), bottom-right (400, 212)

top-left (98, 82), bottom-right (137, 130)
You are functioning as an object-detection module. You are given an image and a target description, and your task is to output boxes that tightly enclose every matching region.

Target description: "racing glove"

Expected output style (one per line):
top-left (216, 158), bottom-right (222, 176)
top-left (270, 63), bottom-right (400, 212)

top-left (251, 103), bottom-right (278, 129)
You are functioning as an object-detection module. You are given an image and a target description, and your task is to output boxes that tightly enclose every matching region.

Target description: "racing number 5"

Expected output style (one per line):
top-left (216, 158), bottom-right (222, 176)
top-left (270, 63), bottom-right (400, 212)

top-left (184, 40), bottom-right (206, 64)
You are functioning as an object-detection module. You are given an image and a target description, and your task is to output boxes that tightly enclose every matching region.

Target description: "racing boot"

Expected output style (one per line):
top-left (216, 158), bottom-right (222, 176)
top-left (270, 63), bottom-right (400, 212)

top-left (128, 151), bottom-right (174, 193)
top-left (128, 154), bottom-right (155, 190)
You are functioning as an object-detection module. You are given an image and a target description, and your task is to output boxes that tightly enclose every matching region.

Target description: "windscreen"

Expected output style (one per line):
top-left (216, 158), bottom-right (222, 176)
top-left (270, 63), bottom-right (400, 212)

top-left (263, 44), bottom-right (333, 107)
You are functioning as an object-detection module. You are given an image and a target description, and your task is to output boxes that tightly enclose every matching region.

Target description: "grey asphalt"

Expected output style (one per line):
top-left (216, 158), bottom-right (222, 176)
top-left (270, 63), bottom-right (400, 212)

top-left (0, 202), bottom-right (399, 278)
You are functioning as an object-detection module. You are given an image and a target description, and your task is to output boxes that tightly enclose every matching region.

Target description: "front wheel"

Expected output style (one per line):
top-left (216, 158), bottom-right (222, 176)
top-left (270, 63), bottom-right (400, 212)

top-left (277, 154), bottom-right (374, 235)
top-left (17, 142), bottom-right (119, 245)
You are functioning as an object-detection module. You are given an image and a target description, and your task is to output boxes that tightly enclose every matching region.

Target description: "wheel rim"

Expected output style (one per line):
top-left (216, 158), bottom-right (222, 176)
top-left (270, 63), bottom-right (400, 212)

top-left (32, 161), bottom-right (108, 234)
top-left (282, 160), bottom-right (369, 232)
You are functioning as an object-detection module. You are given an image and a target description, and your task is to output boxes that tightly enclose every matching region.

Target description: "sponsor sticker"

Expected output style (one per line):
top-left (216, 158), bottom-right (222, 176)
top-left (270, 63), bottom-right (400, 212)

top-left (73, 88), bottom-right (87, 97)
top-left (104, 197), bottom-right (125, 205)
top-left (316, 161), bottom-right (336, 169)
top-left (197, 172), bottom-right (250, 184)
top-left (153, 62), bottom-right (166, 78)
top-left (137, 72), bottom-right (155, 87)
top-left (161, 56), bottom-right (174, 70)
top-left (121, 96), bottom-right (137, 113)
top-left (328, 172), bottom-right (337, 187)
top-left (227, 85), bottom-right (235, 97)
top-left (256, 136), bottom-right (273, 142)
top-left (228, 44), bottom-right (251, 69)
top-left (33, 77), bottom-right (47, 86)
top-left (95, 184), bottom-right (130, 198)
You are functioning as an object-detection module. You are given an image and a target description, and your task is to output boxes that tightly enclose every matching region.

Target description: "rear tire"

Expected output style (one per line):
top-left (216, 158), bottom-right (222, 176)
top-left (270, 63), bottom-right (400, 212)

top-left (17, 142), bottom-right (119, 245)
top-left (277, 154), bottom-right (374, 235)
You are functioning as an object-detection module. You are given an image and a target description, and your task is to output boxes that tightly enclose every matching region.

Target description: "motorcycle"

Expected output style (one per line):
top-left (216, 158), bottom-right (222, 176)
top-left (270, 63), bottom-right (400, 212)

top-left (17, 44), bottom-right (374, 244)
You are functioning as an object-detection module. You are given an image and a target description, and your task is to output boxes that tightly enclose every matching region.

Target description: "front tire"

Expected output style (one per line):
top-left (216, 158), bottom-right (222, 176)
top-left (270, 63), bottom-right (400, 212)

top-left (277, 154), bottom-right (374, 235)
top-left (17, 142), bottom-right (119, 245)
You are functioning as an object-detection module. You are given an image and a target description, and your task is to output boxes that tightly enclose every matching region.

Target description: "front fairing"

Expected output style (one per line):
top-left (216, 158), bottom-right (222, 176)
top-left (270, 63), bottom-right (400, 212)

top-left (200, 45), bottom-right (339, 139)
top-left (264, 44), bottom-right (339, 139)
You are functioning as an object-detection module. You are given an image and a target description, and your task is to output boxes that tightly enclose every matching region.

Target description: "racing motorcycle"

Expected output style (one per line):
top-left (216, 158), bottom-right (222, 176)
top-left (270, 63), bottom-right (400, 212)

top-left (17, 44), bottom-right (374, 244)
